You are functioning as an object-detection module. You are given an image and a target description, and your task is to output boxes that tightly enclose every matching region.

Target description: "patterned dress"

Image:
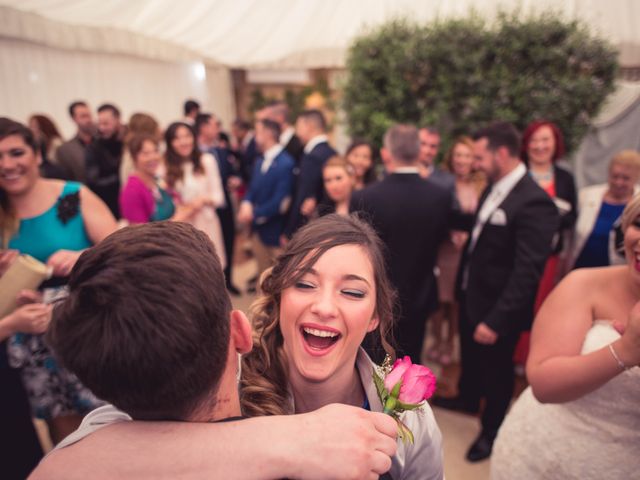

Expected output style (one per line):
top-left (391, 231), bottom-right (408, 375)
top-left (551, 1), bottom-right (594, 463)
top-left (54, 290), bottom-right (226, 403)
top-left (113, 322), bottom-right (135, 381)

top-left (7, 182), bottom-right (104, 419)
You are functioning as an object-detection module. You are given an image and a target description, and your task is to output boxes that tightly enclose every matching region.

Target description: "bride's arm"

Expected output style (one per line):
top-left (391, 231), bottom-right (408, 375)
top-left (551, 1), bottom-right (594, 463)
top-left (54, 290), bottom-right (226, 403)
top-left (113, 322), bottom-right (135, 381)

top-left (526, 268), bottom-right (639, 403)
top-left (30, 404), bottom-right (397, 480)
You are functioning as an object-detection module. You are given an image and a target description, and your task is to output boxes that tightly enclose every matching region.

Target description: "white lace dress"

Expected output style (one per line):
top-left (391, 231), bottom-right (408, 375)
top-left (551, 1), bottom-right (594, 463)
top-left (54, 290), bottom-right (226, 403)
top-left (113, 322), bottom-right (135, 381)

top-left (491, 321), bottom-right (640, 479)
top-left (174, 153), bottom-right (226, 269)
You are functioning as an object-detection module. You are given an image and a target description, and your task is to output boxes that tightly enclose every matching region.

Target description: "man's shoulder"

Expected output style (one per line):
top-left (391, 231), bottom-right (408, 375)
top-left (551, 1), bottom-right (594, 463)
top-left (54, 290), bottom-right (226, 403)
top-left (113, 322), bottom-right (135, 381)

top-left (275, 149), bottom-right (295, 167)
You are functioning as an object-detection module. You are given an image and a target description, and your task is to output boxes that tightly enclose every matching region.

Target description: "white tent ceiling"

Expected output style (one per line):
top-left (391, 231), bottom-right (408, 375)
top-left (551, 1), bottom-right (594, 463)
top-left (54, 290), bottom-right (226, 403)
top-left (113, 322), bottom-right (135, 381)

top-left (2, 0), bottom-right (639, 68)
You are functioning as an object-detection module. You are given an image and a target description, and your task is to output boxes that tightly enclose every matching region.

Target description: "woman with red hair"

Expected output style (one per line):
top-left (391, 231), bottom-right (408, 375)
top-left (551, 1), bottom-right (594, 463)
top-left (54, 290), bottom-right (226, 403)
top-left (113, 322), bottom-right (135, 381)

top-left (515, 121), bottom-right (577, 368)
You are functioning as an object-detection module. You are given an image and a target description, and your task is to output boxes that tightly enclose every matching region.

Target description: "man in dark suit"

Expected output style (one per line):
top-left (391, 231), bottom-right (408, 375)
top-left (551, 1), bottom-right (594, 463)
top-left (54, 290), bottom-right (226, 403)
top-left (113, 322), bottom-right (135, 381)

top-left (268, 101), bottom-right (304, 165)
top-left (195, 112), bottom-right (242, 295)
top-left (283, 109), bottom-right (336, 239)
top-left (84, 103), bottom-right (123, 218)
top-left (350, 124), bottom-right (453, 364)
top-left (434, 122), bottom-right (559, 462)
top-left (237, 119), bottom-right (294, 274)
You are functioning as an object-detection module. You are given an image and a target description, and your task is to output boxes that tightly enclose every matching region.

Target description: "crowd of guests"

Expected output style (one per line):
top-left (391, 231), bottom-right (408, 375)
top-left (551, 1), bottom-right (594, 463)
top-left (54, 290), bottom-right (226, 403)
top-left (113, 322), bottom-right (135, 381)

top-left (1, 96), bottom-right (639, 479)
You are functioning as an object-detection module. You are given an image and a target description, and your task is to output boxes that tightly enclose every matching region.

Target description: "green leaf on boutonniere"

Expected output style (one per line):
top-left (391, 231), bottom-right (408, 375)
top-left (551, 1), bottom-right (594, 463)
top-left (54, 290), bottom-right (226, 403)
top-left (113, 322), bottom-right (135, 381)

top-left (396, 417), bottom-right (415, 445)
top-left (372, 368), bottom-right (389, 403)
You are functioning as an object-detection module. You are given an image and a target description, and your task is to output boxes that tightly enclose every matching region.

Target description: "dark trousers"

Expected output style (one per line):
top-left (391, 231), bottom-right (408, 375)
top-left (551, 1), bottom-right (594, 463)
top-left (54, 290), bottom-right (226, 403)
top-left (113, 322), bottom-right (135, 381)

top-left (1, 343), bottom-right (43, 480)
top-left (216, 205), bottom-right (235, 286)
top-left (458, 294), bottom-right (518, 437)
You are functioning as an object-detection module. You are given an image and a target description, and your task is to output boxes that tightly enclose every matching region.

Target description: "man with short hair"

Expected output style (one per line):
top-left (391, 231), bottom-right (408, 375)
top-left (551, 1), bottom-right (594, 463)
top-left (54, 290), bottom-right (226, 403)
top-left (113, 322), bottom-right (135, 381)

top-left (195, 113), bottom-right (241, 295)
top-left (268, 101), bottom-right (304, 163)
top-left (238, 119), bottom-right (294, 275)
top-left (418, 126), bottom-right (455, 192)
top-left (29, 222), bottom-right (398, 480)
top-left (284, 109), bottom-right (336, 238)
top-left (434, 122), bottom-right (559, 462)
top-left (84, 103), bottom-right (123, 218)
top-left (183, 99), bottom-right (200, 125)
top-left (350, 124), bottom-right (453, 364)
top-left (55, 101), bottom-right (95, 181)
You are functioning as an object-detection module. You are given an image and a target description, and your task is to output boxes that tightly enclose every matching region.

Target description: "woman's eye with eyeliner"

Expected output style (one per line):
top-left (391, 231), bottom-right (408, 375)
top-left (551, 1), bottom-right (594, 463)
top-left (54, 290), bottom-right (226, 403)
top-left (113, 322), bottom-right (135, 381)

top-left (295, 281), bottom-right (314, 289)
top-left (343, 289), bottom-right (365, 299)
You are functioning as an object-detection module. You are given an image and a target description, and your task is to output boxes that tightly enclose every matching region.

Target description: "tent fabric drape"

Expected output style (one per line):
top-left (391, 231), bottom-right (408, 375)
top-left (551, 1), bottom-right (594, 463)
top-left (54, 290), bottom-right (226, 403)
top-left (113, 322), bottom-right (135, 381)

top-left (573, 81), bottom-right (640, 188)
top-left (2, 0), bottom-right (639, 69)
top-left (0, 37), bottom-right (234, 137)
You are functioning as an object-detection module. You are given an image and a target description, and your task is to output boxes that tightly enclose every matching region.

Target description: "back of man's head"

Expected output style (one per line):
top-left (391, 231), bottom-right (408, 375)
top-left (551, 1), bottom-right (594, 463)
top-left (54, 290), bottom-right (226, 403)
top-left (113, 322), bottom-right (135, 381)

top-left (47, 222), bottom-right (231, 421)
top-left (298, 109), bottom-right (326, 133)
top-left (384, 124), bottom-right (420, 165)
top-left (184, 99), bottom-right (200, 117)
top-left (268, 101), bottom-right (291, 126)
top-left (472, 121), bottom-right (521, 158)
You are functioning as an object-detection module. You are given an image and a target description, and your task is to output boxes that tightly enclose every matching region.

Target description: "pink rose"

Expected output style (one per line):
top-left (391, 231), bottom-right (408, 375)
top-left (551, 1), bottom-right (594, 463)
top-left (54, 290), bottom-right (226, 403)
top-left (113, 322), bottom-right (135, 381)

top-left (384, 356), bottom-right (436, 404)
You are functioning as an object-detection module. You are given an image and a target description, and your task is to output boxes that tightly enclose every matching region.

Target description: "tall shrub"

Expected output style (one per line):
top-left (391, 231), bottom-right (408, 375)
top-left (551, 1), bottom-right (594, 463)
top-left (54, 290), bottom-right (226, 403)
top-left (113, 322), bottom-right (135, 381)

top-left (343, 13), bottom-right (618, 156)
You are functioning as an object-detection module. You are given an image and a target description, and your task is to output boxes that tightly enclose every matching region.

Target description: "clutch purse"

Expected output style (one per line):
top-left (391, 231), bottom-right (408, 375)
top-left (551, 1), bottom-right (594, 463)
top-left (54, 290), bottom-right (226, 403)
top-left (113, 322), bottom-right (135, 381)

top-left (0, 254), bottom-right (52, 318)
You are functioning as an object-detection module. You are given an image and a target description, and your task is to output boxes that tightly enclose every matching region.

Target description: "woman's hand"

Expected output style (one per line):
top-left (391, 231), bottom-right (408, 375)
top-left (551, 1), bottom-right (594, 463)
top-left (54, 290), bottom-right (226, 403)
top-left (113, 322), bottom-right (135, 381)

top-left (47, 250), bottom-right (83, 277)
top-left (0, 249), bottom-right (19, 277)
top-left (16, 289), bottom-right (43, 306)
top-left (614, 300), bottom-right (640, 368)
top-left (3, 303), bottom-right (52, 335)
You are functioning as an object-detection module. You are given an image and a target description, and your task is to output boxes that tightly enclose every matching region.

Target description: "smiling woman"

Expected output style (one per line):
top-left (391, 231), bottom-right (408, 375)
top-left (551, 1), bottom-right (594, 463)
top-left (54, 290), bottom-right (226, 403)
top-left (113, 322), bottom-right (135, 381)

top-left (241, 214), bottom-right (444, 480)
top-left (0, 117), bottom-right (117, 447)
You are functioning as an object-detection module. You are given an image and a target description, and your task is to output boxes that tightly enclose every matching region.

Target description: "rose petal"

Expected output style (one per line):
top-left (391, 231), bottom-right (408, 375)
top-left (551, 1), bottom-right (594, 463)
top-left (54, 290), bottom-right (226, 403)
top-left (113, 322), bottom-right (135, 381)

top-left (384, 356), bottom-right (411, 393)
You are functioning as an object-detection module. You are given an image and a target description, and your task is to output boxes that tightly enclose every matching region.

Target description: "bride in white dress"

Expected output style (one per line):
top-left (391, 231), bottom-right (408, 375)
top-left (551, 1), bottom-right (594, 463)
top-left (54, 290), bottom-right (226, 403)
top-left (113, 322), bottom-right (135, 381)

top-left (492, 194), bottom-right (640, 479)
top-left (163, 122), bottom-right (226, 269)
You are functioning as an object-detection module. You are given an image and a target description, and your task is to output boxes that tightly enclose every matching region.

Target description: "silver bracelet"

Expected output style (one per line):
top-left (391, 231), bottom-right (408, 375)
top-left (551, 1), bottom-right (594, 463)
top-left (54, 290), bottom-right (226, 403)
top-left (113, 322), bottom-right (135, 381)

top-left (608, 343), bottom-right (629, 371)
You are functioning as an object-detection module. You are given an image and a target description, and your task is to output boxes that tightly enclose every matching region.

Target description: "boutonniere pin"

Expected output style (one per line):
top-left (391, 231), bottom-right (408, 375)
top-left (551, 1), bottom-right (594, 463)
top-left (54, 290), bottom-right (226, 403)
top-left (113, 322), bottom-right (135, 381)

top-left (373, 355), bottom-right (436, 444)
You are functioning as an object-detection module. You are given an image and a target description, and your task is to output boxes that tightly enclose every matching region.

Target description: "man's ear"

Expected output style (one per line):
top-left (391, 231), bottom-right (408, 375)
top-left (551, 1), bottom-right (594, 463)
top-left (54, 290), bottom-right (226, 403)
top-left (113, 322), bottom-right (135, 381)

top-left (230, 310), bottom-right (253, 355)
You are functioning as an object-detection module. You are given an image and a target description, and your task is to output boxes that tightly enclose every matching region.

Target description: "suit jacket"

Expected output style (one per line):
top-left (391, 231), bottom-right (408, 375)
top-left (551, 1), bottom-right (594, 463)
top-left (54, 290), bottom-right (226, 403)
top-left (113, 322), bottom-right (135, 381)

top-left (85, 136), bottom-right (123, 218)
top-left (244, 150), bottom-right (295, 246)
top-left (284, 141), bottom-right (337, 236)
top-left (457, 174), bottom-right (559, 337)
top-left (283, 134), bottom-right (304, 165)
top-left (350, 172), bottom-right (453, 320)
top-left (550, 165), bottom-right (577, 254)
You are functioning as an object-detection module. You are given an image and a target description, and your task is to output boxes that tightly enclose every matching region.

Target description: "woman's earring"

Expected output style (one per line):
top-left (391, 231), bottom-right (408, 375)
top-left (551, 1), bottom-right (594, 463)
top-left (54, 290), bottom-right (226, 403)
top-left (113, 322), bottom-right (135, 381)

top-left (236, 353), bottom-right (242, 383)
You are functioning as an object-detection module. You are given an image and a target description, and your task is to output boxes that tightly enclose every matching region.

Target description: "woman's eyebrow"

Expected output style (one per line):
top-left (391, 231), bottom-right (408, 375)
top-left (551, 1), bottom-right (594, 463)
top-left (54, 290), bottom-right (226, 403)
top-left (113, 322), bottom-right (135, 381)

top-left (343, 274), bottom-right (371, 286)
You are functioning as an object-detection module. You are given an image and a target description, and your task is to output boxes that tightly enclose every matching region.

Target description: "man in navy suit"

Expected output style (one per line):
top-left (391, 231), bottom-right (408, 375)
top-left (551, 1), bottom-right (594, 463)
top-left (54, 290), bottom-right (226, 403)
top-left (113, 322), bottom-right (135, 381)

top-left (434, 122), bottom-right (559, 462)
top-left (237, 119), bottom-right (294, 274)
top-left (283, 109), bottom-right (337, 239)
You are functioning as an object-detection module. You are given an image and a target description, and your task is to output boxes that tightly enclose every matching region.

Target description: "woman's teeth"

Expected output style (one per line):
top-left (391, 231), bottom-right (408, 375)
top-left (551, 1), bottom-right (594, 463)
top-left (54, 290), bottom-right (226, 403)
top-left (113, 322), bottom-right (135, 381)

top-left (303, 327), bottom-right (339, 338)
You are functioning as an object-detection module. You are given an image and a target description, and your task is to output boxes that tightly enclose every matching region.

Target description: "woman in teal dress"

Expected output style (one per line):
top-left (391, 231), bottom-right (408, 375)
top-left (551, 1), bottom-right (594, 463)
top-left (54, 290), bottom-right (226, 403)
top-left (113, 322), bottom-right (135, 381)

top-left (0, 117), bottom-right (117, 444)
top-left (119, 134), bottom-right (196, 224)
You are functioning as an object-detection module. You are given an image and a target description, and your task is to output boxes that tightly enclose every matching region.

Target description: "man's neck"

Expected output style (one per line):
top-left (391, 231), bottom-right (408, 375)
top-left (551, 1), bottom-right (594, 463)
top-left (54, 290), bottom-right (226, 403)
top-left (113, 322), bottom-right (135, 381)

top-left (187, 387), bottom-right (242, 422)
top-left (493, 159), bottom-right (521, 182)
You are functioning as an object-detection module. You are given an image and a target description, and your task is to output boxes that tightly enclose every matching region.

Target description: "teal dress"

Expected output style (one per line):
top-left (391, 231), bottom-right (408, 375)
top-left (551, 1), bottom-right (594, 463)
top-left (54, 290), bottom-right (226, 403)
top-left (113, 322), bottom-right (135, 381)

top-left (8, 182), bottom-right (104, 419)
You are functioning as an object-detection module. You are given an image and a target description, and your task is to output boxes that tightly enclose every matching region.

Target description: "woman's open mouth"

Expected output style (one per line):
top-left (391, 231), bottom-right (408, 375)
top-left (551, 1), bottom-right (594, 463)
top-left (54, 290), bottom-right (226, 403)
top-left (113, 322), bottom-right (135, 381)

top-left (300, 326), bottom-right (342, 353)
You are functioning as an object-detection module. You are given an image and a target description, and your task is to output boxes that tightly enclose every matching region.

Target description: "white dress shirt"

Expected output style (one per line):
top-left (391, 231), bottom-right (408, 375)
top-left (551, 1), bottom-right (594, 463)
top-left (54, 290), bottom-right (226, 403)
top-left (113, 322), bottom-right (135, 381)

top-left (468, 162), bottom-right (527, 253)
top-left (260, 144), bottom-right (284, 174)
top-left (279, 126), bottom-right (295, 147)
top-left (303, 134), bottom-right (328, 154)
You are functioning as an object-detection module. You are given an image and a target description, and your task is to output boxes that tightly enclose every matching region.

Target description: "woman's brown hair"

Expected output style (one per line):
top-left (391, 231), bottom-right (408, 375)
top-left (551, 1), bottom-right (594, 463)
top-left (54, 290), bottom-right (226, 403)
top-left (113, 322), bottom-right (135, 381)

top-left (240, 213), bottom-right (397, 416)
top-left (0, 118), bottom-right (38, 246)
top-left (163, 122), bottom-right (203, 188)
